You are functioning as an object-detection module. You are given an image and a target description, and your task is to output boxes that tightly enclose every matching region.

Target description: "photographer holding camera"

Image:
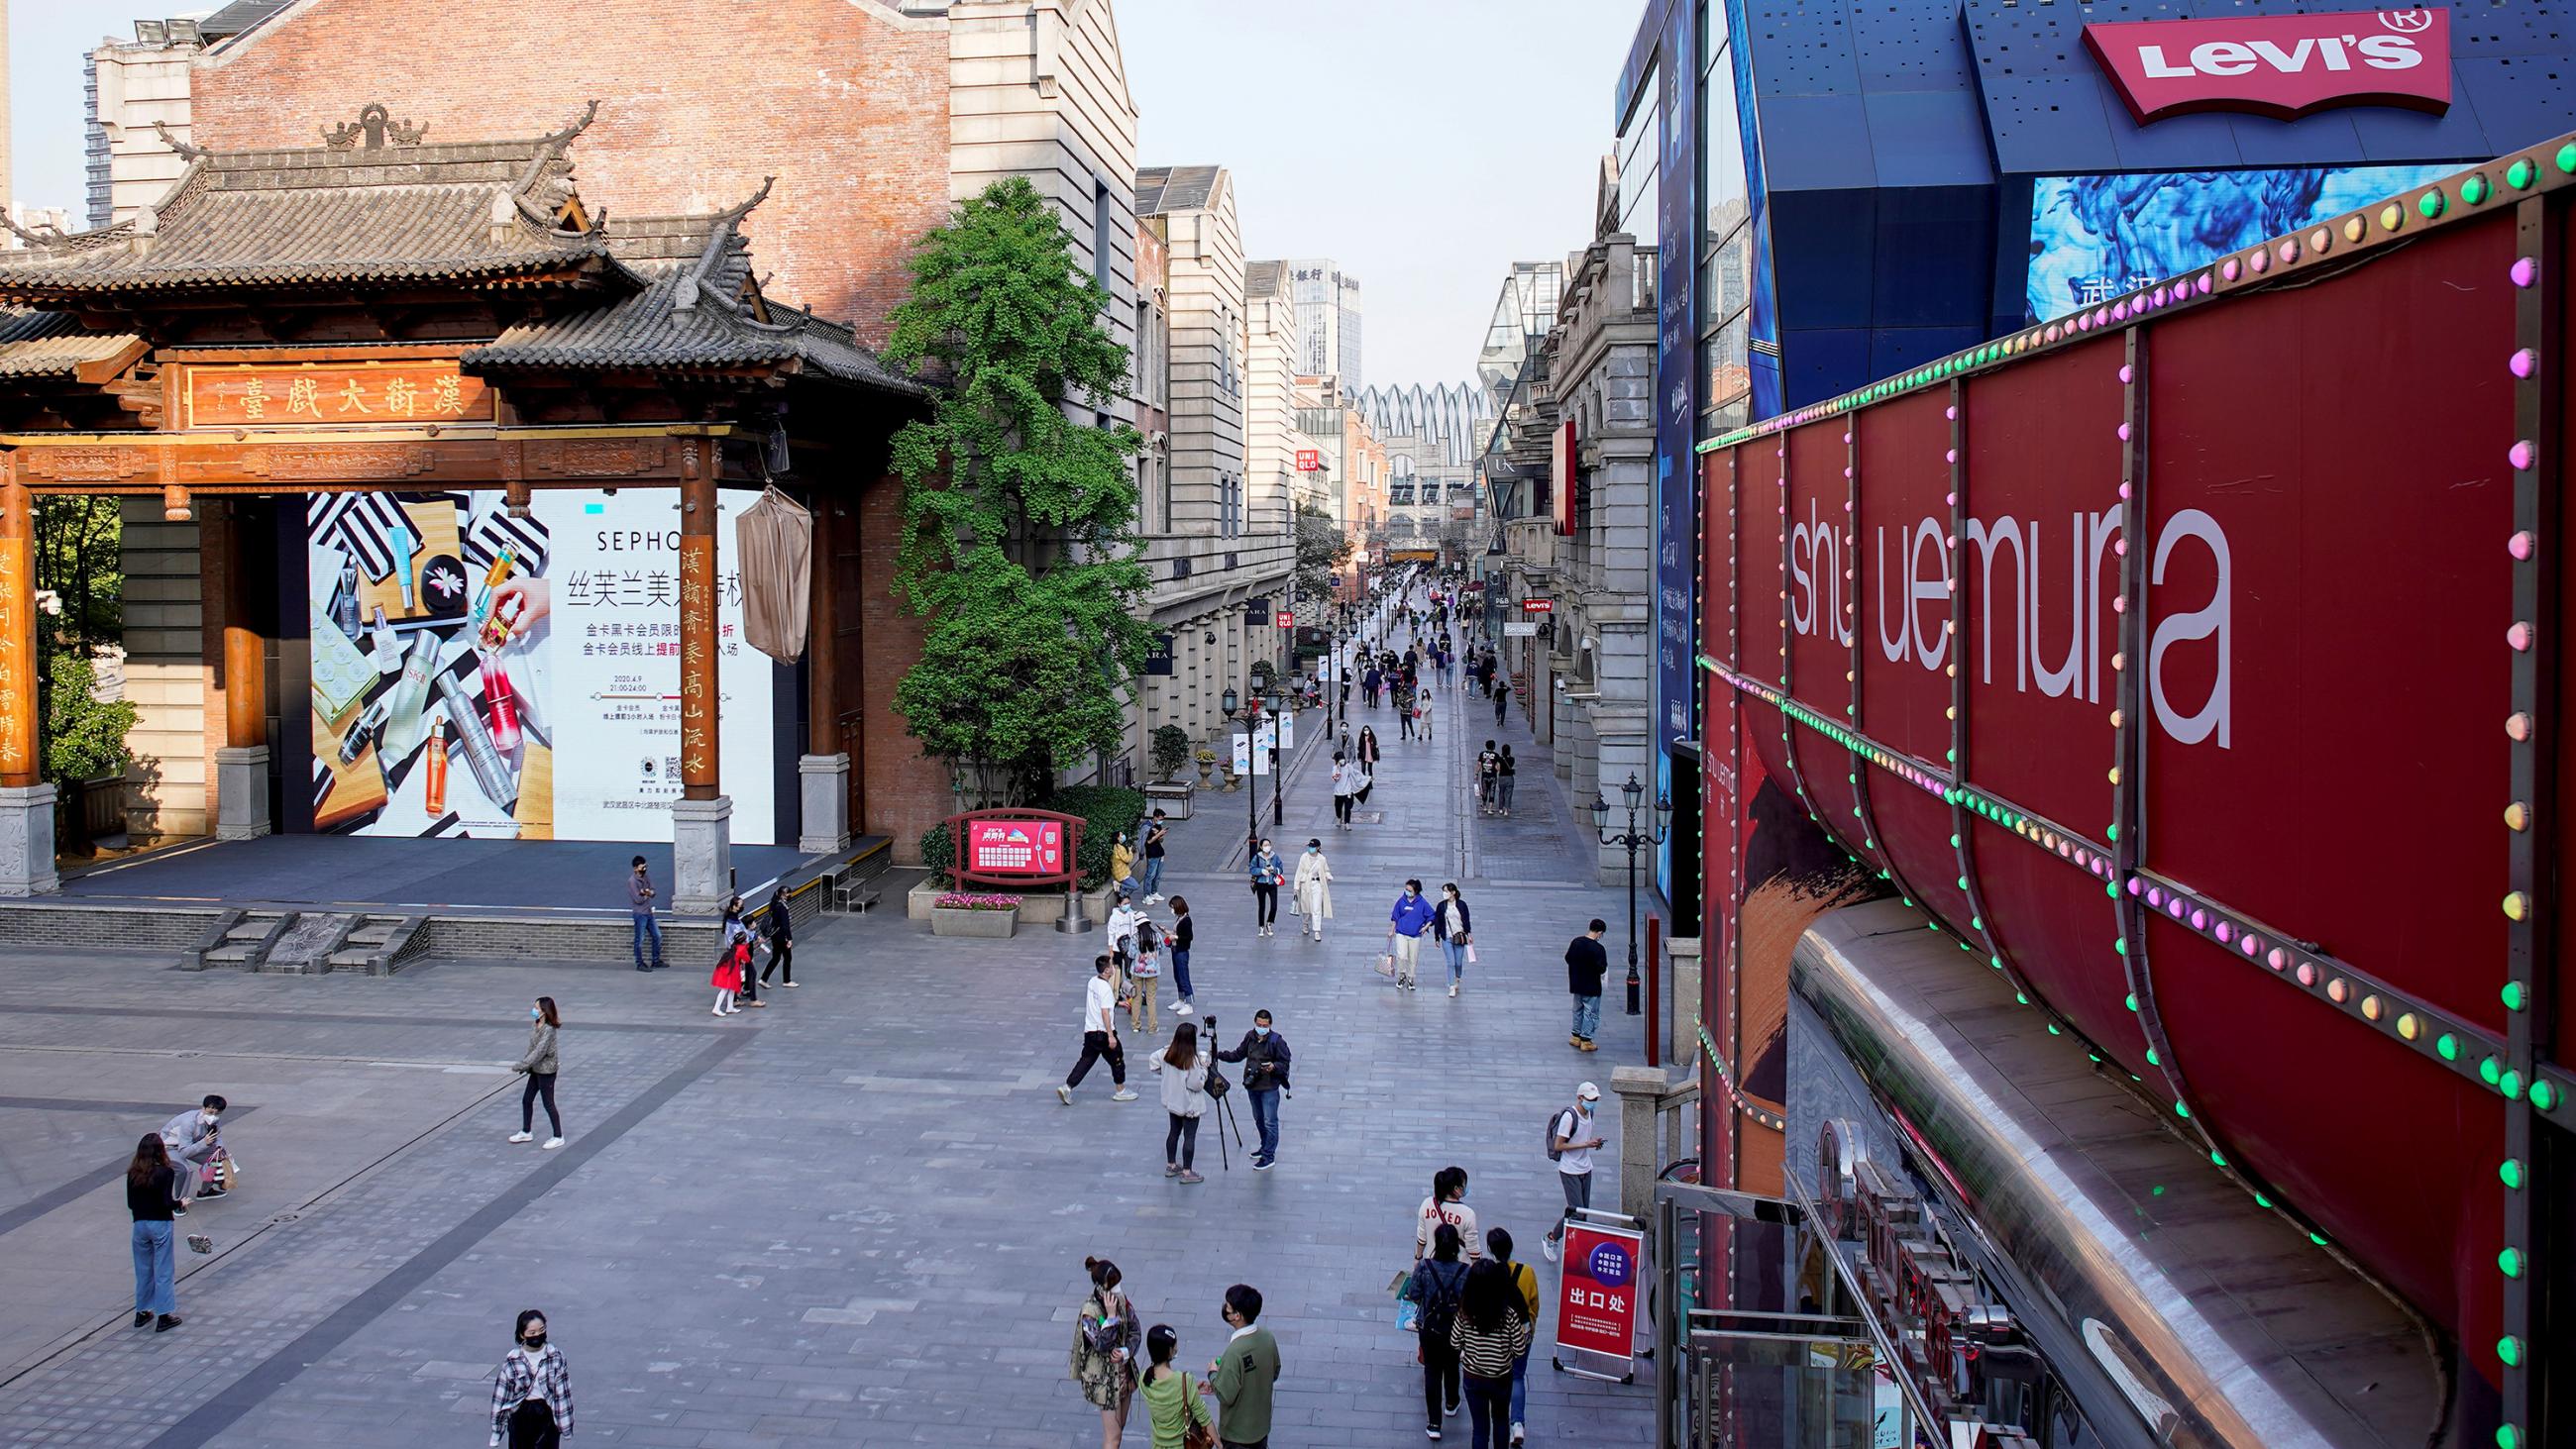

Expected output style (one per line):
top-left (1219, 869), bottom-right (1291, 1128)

top-left (1215, 1010), bottom-right (1292, 1172)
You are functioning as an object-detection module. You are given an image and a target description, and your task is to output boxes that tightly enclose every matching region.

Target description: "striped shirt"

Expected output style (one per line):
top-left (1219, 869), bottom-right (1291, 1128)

top-left (1449, 1308), bottom-right (1533, 1380)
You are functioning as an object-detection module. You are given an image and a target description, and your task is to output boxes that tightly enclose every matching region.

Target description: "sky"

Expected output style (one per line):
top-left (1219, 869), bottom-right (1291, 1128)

top-left (8, 0), bottom-right (1641, 391)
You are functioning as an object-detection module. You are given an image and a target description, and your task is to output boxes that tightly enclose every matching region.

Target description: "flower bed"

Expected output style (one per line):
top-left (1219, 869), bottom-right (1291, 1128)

top-left (929, 892), bottom-right (1022, 938)
top-left (936, 892), bottom-right (1022, 911)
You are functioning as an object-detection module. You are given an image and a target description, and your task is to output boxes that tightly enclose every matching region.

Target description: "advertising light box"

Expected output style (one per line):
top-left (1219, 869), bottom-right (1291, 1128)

top-left (306, 487), bottom-right (778, 844)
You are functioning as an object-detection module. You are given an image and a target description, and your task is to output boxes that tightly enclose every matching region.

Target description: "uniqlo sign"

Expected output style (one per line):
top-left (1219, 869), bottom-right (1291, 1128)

top-left (2083, 7), bottom-right (2450, 125)
top-left (1295, 449), bottom-right (1322, 471)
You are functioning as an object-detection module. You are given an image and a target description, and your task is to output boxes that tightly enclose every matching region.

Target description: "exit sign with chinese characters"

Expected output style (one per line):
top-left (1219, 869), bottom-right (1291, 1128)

top-left (182, 361), bottom-right (494, 429)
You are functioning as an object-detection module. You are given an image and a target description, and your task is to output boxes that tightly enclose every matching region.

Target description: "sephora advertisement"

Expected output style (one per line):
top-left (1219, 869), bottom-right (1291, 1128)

top-left (2024, 163), bottom-right (2455, 323)
top-left (305, 488), bottom-right (777, 844)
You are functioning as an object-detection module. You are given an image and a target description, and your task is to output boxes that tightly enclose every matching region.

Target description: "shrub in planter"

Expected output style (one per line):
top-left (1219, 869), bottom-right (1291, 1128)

top-left (1150, 724), bottom-right (1190, 782)
top-left (1039, 783), bottom-right (1144, 891)
top-left (918, 822), bottom-right (955, 886)
top-left (935, 892), bottom-right (1022, 911)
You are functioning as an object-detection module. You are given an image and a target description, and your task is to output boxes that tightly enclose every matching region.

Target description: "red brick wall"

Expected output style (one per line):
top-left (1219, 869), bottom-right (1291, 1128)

top-left (854, 472), bottom-right (947, 861)
top-left (189, 0), bottom-right (949, 346)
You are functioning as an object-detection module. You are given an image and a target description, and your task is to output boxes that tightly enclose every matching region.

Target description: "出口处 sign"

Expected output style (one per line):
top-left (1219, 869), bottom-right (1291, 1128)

top-left (1553, 1218), bottom-right (1643, 1379)
top-left (948, 809), bottom-right (1083, 888)
top-left (2083, 7), bottom-right (2450, 125)
top-left (183, 361), bottom-right (494, 428)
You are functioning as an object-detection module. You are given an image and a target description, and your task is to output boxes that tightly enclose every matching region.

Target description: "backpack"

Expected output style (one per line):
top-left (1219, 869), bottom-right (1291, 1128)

top-left (1544, 1106), bottom-right (1577, 1162)
top-left (1415, 1262), bottom-right (1465, 1341)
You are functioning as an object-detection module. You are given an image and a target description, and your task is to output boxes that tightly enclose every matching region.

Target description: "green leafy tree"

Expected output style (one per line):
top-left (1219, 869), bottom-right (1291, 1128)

top-left (883, 177), bottom-right (1154, 803)
top-left (1294, 502), bottom-right (1351, 600)
top-left (43, 654), bottom-right (136, 786)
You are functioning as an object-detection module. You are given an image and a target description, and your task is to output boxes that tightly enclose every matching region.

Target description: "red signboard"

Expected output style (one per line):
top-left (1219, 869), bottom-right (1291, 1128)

top-left (1553, 418), bottom-right (1577, 537)
top-left (1274, 609), bottom-right (1294, 627)
top-left (1696, 151), bottom-right (2561, 1401)
top-left (1520, 598), bottom-right (1554, 614)
top-left (947, 809), bottom-right (1083, 887)
top-left (1553, 1219), bottom-right (1643, 1372)
top-left (2083, 7), bottom-right (2451, 124)
top-left (1295, 449), bottom-right (1322, 471)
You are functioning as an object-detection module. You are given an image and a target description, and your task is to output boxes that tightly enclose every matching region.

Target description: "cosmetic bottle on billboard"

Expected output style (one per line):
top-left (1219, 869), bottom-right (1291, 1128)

top-left (463, 547), bottom-right (516, 640)
top-left (336, 696), bottom-right (388, 766)
top-left (369, 605), bottom-right (403, 674)
top-left (333, 558), bottom-right (362, 639)
top-left (433, 668), bottom-right (518, 811)
top-left (479, 650), bottom-right (522, 755)
top-left (389, 521), bottom-right (417, 612)
top-left (379, 631), bottom-right (442, 758)
top-left (423, 709), bottom-right (449, 816)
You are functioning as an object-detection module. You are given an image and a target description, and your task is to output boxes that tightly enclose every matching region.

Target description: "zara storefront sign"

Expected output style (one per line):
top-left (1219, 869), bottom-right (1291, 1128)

top-left (2083, 7), bottom-right (2451, 124)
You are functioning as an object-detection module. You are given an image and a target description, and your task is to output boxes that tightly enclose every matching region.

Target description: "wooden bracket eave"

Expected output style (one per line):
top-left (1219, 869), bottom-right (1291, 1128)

top-left (74, 338), bottom-right (152, 386)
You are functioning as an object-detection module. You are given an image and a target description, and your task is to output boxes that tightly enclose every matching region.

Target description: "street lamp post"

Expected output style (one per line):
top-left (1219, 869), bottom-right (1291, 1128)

top-left (1267, 688), bottom-right (1286, 828)
top-left (1590, 772), bottom-right (1671, 1019)
top-left (1237, 696), bottom-right (1268, 858)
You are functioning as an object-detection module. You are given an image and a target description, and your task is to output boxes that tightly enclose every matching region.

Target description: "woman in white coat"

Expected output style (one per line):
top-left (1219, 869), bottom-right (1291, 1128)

top-left (1291, 838), bottom-right (1335, 944)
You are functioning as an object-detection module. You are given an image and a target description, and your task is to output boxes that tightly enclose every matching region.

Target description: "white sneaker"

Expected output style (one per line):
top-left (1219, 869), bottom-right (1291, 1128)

top-left (712, 1007), bottom-right (725, 1017)
top-left (1449, 983), bottom-right (1458, 997)
top-left (507, 1132), bottom-right (533, 1144)
top-left (1543, 1236), bottom-right (1560, 1263)
top-left (1174, 1001), bottom-right (1195, 1016)
top-left (542, 1137), bottom-right (564, 1150)
top-left (1511, 1423), bottom-right (1525, 1445)
top-left (1111, 1088), bottom-right (1139, 1102)
top-left (1057, 1085), bottom-right (1074, 1105)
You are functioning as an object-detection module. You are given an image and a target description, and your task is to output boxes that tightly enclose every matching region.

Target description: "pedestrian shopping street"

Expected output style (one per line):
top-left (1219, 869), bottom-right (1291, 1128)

top-left (0, 612), bottom-right (1658, 1448)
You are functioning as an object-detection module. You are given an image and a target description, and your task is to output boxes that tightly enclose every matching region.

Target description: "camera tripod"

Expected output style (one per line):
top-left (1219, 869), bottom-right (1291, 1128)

top-left (1200, 1014), bottom-right (1248, 1171)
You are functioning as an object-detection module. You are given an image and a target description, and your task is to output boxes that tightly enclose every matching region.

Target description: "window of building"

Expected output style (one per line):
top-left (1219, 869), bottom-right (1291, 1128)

top-left (1616, 74), bottom-right (1661, 248)
top-left (1093, 178), bottom-right (1113, 294)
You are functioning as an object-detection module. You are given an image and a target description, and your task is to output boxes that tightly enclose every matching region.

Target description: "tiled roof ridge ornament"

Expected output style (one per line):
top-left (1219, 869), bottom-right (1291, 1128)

top-left (149, 120), bottom-right (208, 163)
top-left (320, 102), bottom-right (428, 152)
top-left (513, 100), bottom-right (604, 236)
top-left (0, 210), bottom-right (70, 251)
top-left (674, 176), bottom-right (778, 319)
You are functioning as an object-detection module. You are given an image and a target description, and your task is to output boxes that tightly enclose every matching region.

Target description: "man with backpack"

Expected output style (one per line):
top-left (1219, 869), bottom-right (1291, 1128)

top-left (1541, 1083), bottom-right (1605, 1262)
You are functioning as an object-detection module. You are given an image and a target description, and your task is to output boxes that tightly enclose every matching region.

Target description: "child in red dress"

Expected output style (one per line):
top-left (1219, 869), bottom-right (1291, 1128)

top-left (710, 937), bottom-right (748, 1015)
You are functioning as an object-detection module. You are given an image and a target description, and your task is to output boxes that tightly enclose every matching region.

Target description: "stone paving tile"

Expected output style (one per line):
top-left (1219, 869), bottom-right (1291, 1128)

top-left (0, 589), bottom-right (1661, 1449)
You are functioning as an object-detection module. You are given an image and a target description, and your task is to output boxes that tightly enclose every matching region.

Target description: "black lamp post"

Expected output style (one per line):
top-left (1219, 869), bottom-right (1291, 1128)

top-left (1237, 696), bottom-right (1266, 855)
top-left (1591, 772), bottom-right (1671, 1017)
top-left (1266, 688), bottom-right (1286, 827)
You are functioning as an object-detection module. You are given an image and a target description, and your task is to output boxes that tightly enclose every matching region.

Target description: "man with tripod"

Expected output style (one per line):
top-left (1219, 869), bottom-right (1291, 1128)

top-left (1215, 1009), bottom-right (1293, 1172)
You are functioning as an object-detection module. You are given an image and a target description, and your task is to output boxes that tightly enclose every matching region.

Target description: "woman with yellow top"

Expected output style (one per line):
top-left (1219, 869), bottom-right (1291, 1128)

top-left (1137, 1323), bottom-right (1213, 1449)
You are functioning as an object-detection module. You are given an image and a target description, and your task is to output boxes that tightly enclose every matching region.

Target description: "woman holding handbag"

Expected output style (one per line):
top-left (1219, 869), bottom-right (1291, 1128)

top-left (1433, 883), bottom-right (1474, 998)
top-left (1291, 839), bottom-right (1335, 943)
top-left (1246, 838), bottom-right (1284, 938)
top-left (1071, 1258), bottom-right (1141, 1449)
top-left (1138, 1323), bottom-right (1216, 1449)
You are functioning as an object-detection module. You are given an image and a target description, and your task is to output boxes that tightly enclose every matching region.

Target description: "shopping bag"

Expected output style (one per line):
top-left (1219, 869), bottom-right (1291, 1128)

top-left (1464, 943), bottom-right (1478, 964)
top-left (218, 1157), bottom-right (239, 1191)
top-left (1375, 954), bottom-right (1397, 979)
top-left (1391, 1270), bottom-right (1421, 1332)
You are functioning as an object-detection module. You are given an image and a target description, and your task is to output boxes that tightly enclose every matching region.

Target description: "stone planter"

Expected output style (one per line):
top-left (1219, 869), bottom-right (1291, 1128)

top-left (1016, 883), bottom-right (1115, 926)
top-left (1142, 781), bottom-right (1195, 820)
top-left (930, 906), bottom-right (1018, 939)
top-left (1196, 759), bottom-right (1217, 787)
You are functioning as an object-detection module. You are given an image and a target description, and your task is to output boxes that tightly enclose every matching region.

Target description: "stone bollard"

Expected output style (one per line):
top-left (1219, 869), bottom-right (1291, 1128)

top-left (1610, 1064), bottom-right (1680, 1219)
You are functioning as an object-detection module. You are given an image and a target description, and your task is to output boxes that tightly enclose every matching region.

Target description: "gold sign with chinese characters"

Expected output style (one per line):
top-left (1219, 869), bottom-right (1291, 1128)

top-left (678, 538), bottom-right (718, 789)
top-left (182, 362), bottom-right (493, 429)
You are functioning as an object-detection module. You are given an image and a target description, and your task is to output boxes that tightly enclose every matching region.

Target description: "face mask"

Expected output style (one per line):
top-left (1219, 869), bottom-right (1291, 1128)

top-left (1252, 1025), bottom-right (1269, 1037)
top-left (201, 1111), bottom-right (219, 1125)
top-left (1579, 1101), bottom-right (1595, 1116)
top-left (531, 1007), bottom-right (543, 1021)
top-left (522, 1331), bottom-right (546, 1350)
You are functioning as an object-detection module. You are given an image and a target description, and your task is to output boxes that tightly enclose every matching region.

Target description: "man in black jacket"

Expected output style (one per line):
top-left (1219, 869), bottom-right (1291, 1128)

top-left (1565, 920), bottom-right (1609, 1052)
top-left (1217, 1009), bottom-right (1293, 1171)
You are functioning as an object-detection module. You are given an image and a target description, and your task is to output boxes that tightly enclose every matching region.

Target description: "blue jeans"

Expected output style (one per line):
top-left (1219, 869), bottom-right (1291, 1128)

top-left (132, 1219), bottom-right (175, 1316)
top-left (1509, 1348), bottom-right (1530, 1424)
top-left (1443, 939), bottom-right (1468, 983)
top-left (1247, 1087), bottom-right (1281, 1163)
top-left (632, 911), bottom-right (663, 967)
top-left (1172, 948), bottom-right (1193, 999)
top-left (1572, 993), bottom-right (1602, 1041)
top-left (1140, 857), bottom-right (1165, 897)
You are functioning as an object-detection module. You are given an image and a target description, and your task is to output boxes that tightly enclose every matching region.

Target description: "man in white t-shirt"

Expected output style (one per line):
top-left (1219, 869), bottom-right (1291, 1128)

top-left (1058, 956), bottom-right (1138, 1104)
top-left (1542, 1082), bottom-right (1604, 1262)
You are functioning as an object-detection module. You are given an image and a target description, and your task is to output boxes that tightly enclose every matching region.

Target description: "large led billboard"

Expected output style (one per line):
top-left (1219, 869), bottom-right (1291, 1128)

top-left (2025, 163), bottom-right (2455, 323)
top-left (306, 488), bottom-right (778, 843)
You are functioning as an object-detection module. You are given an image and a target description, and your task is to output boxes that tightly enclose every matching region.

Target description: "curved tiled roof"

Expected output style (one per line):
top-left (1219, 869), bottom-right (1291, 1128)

top-left (0, 107), bottom-right (610, 304)
top-left (0, 310), bottom-right (142, 379)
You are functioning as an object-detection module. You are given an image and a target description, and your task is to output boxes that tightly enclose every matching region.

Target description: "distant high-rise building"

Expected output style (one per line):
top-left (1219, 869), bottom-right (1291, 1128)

top-left (1278, 258), bottom-right (1361, 389)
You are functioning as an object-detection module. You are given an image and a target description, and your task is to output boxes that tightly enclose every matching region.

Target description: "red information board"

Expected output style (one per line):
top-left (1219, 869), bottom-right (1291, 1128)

top-left (947, 809), bottom-right (1082, 887)
top-left (1553, 1217), bottom-right (1643, 1382)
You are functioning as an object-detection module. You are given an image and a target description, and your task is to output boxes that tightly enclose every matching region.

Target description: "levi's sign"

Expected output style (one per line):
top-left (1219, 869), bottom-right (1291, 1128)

top-left (2083, 7), bottom-right (2450, 124)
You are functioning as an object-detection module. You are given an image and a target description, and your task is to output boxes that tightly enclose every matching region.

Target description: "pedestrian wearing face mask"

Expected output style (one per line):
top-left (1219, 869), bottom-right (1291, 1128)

top-left (1247, 839), bottom-right (1284, 938)
top-left (488, 1308), bottom-right (575, 1449)
top-left (1413, 1165), bottom-right (1482, 1264)
top-left (1433, 884), bottom-right (1473, 997)
top-left (1542, 1083), bottom-right (1607, 1264)
top-left (1215, 1009), bottom-right (1292, 1170)
top-left (158, 1094), bottom-right (227, 1212)
top-left (1386, 879), bottom-right (1437, 990)
top-left (506, 996), bottom-right (563, 1149)
top-left (1292, 840), bottom-right (1335, 942)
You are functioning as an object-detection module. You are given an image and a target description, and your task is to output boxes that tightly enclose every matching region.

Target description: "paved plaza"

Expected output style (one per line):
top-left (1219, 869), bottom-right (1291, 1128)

top-left (0, 619), bottom-right (1657, 1448)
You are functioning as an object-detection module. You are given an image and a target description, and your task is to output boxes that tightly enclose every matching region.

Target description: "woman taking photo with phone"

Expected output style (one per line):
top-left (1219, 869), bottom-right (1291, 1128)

top-left (1071, 1257), bottom-right (1141, 1449)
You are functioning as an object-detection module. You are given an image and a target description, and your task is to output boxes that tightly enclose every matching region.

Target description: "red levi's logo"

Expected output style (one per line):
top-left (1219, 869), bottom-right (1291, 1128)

top-left (2084, 7), bottom-right (2451, 124)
